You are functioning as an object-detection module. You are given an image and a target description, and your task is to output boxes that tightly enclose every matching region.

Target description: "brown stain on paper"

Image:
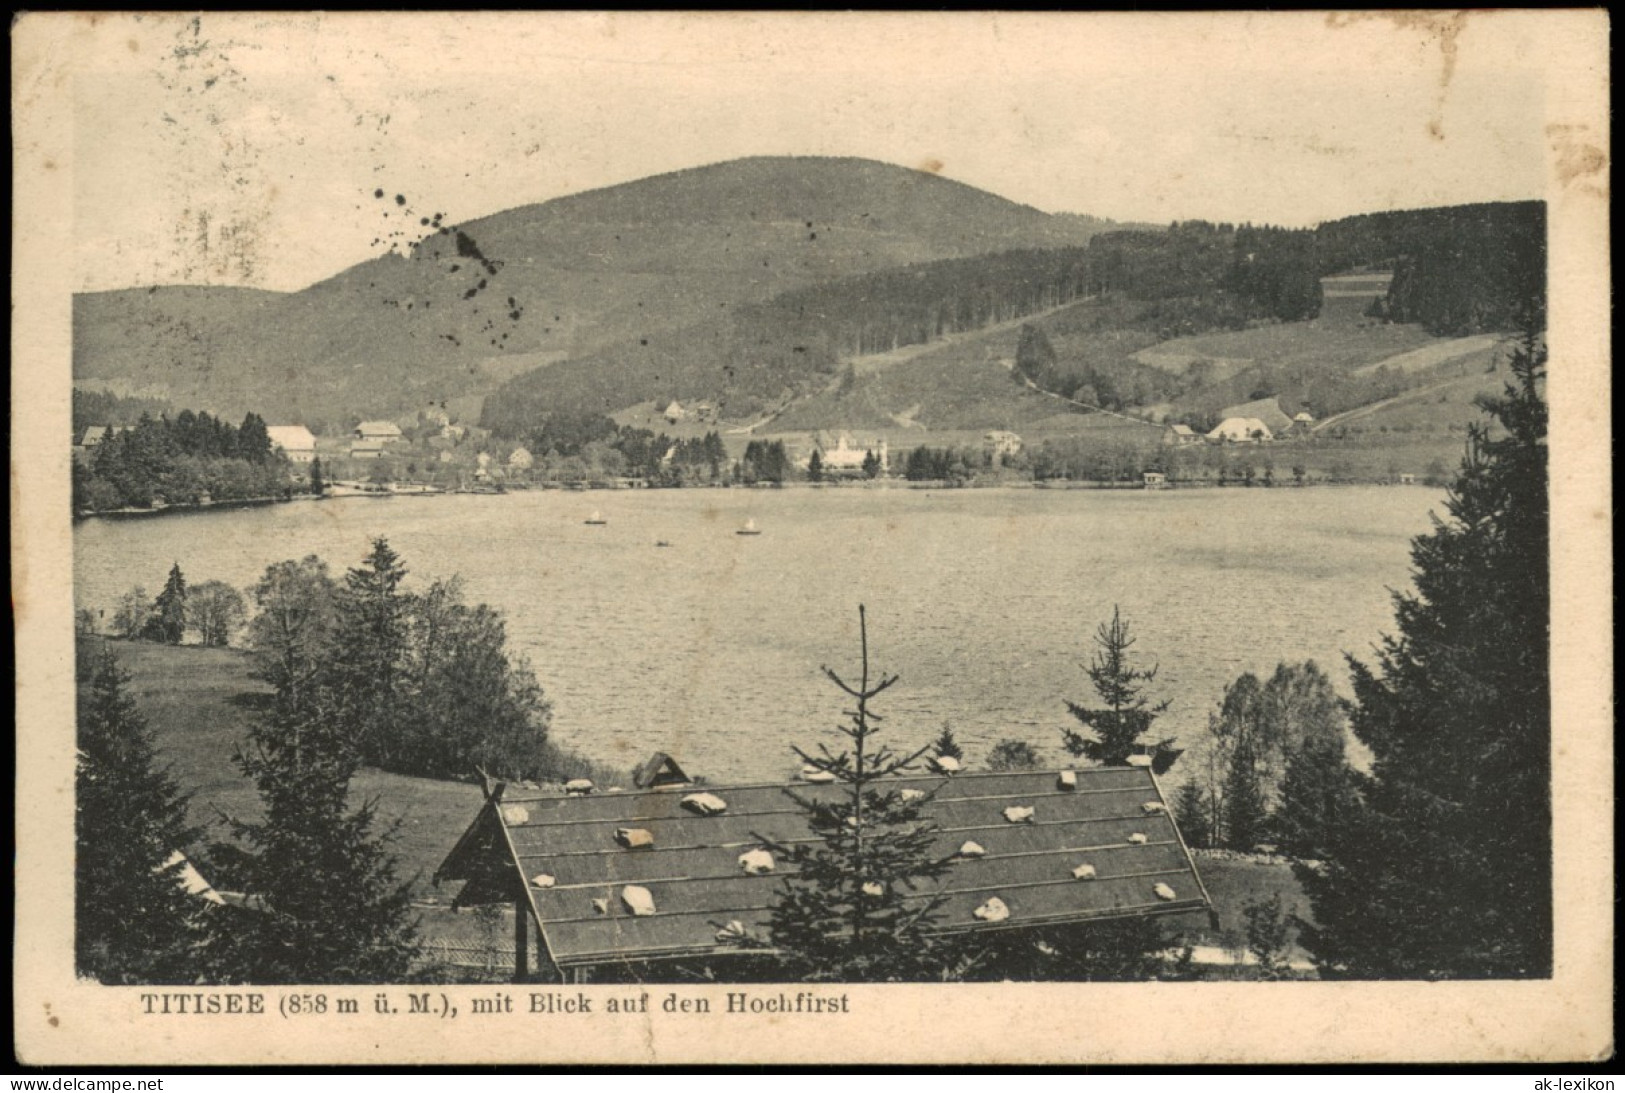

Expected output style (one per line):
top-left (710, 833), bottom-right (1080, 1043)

top-left (1326, 10), bottom-right (1475, 142)
top-left (1547, 124), bottom-right (1609, 196)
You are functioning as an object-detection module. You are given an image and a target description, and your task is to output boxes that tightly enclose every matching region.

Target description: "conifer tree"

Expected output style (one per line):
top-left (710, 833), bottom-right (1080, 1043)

top-left (1171, 779), bottom-right (1214, 849)
top-left (203, 678), bottom-right (419, 983)
top-left (1222, 732), bottom-right (1269, 850)
top-left (764, 606), bottom-right (959, 981)
top-left (152, 562), bottom-right (188, 644)
top-left (76, 644), bottom-right (205, 982)
top-left (331, 539), bottom-right (410, 764)
top-left (1273, 728), bottom-right (1356, 859)
top-left (1061, 606), bottom-right (1178, 770)
top-left (309, 456), bottom-right (326, 495)
top-left (1297, 334), bottom-right (1550, 978)
top-left (931, 724), bottom-right (964, 763)
top-left (806, 448), bottom-right (824, 483)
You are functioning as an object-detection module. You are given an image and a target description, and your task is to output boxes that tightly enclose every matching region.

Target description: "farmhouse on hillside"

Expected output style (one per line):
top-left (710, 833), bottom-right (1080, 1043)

top-left (1216, 397), bottom-right (1294, 436)
top-left (265, 425), bottom-right (317, 463)
top-left (1207, 417), bottom-right (1274, 444)
top-left (353, 420), bottom-right (404, 443)
top-left (349, 440), bottom-right (387, 460)
top-left (435, 759), bottom-right (1211, 982)
top-left (1161, 423), bottom-right (1201, 447)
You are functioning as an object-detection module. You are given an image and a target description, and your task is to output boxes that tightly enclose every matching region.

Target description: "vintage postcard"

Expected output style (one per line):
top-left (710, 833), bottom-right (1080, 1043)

top-left (12, 11), bottom-right (1612, 1067)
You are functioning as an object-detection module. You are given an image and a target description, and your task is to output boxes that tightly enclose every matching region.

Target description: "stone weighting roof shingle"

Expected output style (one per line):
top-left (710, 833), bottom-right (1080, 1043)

top-left (434, 766), bottom-right (1212, 970)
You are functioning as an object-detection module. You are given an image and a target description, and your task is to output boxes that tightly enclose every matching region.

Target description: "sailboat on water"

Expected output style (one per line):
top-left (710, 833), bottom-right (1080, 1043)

top-left (584, 510), bottom-right (607, 525)
top-left (735, 518), bottom-right (762, 536)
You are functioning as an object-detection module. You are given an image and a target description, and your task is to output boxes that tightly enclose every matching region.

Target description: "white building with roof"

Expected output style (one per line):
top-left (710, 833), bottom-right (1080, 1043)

top-left (266, 425), bottom-right (317, 463)
top-left (1207, 417), bottom-right (1274, 444)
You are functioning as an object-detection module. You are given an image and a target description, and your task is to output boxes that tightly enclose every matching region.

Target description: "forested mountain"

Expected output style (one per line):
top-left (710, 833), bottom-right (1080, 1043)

top-left (74, 151), bottom-right (1544, 441)
top-left (73, 157), bottom-right (1121, 430)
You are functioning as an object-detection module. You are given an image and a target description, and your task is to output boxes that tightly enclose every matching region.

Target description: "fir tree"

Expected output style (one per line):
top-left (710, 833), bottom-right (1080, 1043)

top-left (309, 456), bottom-right (326, 495)
top-left (152, 562), bottom-right (188, 645)
top-left (931, 724), bottom-right (963, 762)
top-left (203, 679), bottom-right (419, 983)
top-left (1273, 727), bottom-right (1356, 859)
top-left (1061, 606), bottom-right (1178, 770)
top-left (331, 539), bottom-right (410, 764)
top-left (763, 606), bottom-right (959, 982)
top-left (1222, 731), bottom-right (1269, 850)
top-left (1297, 334), bottom-right (1550, 979)
top-left (806, 448), bottom-right (824, 483)
top-left (76, 643), bottom-right (205, 983)
top-left (1172, 779), bottom-right (1214, 849)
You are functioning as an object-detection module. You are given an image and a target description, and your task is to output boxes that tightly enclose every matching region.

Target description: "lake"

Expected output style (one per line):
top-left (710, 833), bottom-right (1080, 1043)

top-left (74, 485), bottom-right (1443, 783)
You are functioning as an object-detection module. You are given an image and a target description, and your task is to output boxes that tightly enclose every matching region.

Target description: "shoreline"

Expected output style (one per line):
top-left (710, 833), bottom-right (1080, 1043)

top-left (73, 475), bottom-right (1439, 521)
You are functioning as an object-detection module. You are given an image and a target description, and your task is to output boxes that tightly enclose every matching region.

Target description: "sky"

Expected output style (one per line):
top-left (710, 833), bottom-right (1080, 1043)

top-left (62, 12), bottom-right (1554, 293)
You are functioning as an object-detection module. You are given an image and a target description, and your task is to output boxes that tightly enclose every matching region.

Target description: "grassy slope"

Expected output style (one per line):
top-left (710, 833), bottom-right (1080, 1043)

top-left (106, 640), bottom-right (489, 904)
top-left (104, 640), bottom-right (1308, 964)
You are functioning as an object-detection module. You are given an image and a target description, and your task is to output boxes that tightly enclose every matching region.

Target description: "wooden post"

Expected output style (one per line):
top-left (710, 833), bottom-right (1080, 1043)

top-left (513, 897), bottom-right (529, 983)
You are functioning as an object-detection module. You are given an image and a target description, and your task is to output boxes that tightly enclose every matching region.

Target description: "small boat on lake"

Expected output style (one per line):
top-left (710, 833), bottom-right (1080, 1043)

top-left (735, 518), bottom-right (762, 536)
top-left (655, 540), bottom-right (673, 548)
top-left (585, 511), bottom-right (608, 525)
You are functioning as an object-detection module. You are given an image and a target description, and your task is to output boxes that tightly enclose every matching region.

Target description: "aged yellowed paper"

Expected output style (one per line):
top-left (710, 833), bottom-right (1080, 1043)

top-left (13, 11), bottom-right (1612, 1065)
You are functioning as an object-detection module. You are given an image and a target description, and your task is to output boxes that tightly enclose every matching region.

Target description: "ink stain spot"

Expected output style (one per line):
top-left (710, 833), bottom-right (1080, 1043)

top-left (920, 157), bottom-right (944, 174)
top-left (395, 194), bottom-right (406, 206)
top-left (374, 188), bottom-right (384, 199)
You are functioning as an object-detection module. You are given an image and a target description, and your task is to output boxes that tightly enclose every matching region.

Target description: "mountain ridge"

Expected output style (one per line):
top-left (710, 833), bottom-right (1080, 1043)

top-left (73, 156), bottom-right (1127, 428)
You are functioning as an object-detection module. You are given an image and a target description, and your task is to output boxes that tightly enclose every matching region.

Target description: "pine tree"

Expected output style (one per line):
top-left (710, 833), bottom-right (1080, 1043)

top-left (203, 680), bottom-right (420, 983)
top-left (76, 643), bottom-right (206, 982)
top-left (1297, 334), bottom-right (1550, 979)
top-left (309, 456), bottom-right (326, 495)
top-left (806, 449), bottom-right (824, 483)
top-left (764, 606), bottom-right (959, 981)
top-left (152, 562), bottom-right (188, 644)
top-left (862, 449), bottom-right (882, 479)
top-left (1061, 606), bottom-right (1178, 770)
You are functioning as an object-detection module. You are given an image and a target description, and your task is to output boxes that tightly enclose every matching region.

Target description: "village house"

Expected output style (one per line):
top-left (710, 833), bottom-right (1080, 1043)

top-left (1292, 412), bottom-right (1316, 436)
top-left (265, 425), bottom-right (317, 464)
top-left (984, 430), bottom-right (1023, 462)
top-left (1161, 423), bottom-right (1202, 447)
top-left (663, 400), bottom-right (686, 425)
top-left (1143, 471), bottom-right (1168, 489)
top-left (353, 420), bottom-right (404, 444)
top-left (74, 424), bottom-right (130, 461)
top-left (349, 440), bottom-right (387, 460)
top-left (434, 754), bottom-right (1212, 983)
top-left (1216, 397), bottom-right (1295, 436)
top-left (810, 433), bottom-right (887, 475)
top-left (1207, 417), bottom-right (1274, 444)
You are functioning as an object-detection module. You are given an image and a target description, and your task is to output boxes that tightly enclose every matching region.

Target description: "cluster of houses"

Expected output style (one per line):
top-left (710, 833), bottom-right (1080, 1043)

top-left (1163, 397), bottom-right (1316, 446)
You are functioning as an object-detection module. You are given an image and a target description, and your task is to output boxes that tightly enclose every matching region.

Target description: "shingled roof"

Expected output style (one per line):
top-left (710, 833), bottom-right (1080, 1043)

top-left (435, 766), bottom-right (1211, 972)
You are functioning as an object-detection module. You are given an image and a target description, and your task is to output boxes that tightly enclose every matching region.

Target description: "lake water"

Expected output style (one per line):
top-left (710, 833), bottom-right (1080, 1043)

top-left (74, 486), bottom-right (1442, 783)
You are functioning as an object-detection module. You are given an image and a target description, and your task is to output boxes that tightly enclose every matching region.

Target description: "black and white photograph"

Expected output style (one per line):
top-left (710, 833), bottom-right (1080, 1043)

top-left (12, 10), bottom-right (1611, 1067)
